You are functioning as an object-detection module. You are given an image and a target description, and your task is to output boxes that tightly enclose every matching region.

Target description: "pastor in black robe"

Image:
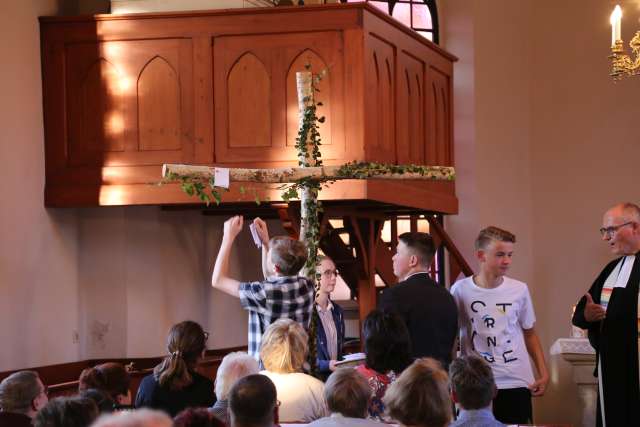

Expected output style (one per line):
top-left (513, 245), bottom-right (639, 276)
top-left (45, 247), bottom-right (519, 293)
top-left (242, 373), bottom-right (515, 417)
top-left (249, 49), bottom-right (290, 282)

top-left (572, 253), bottom-right (640, 427)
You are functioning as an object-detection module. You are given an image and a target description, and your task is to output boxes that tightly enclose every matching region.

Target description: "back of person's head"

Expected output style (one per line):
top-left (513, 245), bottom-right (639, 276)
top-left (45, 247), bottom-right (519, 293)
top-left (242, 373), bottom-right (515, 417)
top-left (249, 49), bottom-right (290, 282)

top-left (397, 232), bottom-right (436, 267)
top-left (260, 319), bottom-right (308, 373)
top-left (153, 320), bottom-right (207, 390)
top-left (0, 370), bottom-right (46, 416)
top-left (363, 310), bottom-right (411, 374)
top-left (215, 351), bottom-right (260, 400)
top-left (229, 374), bottom-right (277, 427)
top-left (474, 226), bottom-right (516, 251)
top-left (79, 388), bottom-right (115, 414)
top-left (449, 354), bottom-right (496, 410)
top-left (92, 408), bottom-right (173, 427)
top-left (174, 407), bottom-right (227, 427)
top-left (268, 236), bottom-right (307, 276)
top-left (79, 362), bottom-right (130, 401)
top-left (33, 396), bottom-right (98, 427)
top-left (324, 368), bottom-right (371, 418)
top-left (383, 358), bottom-right (452, 427)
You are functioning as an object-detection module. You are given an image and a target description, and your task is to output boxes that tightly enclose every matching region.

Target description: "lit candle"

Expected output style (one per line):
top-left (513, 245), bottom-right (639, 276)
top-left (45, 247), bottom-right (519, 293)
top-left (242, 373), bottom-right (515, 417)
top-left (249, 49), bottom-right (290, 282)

top-left (610, 5), bottom-right (622, 46)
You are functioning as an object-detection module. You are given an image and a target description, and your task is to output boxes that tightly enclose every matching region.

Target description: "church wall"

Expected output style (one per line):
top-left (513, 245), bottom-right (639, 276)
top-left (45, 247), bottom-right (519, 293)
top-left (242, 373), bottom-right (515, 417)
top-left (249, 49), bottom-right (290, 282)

top-left (443, 0), bottom-right (640, 424)
top-left (0, 0), bottom-right (261, 372)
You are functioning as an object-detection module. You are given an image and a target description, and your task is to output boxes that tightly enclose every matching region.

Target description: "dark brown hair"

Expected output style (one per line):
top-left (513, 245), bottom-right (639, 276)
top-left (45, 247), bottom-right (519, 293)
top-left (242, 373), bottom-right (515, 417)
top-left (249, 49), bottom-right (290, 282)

top-left (398, 232), bottom-right (436, 267)
top-left (78, 363), bottom-right (130, 400)
top-left (153, 320), bottom-right (207, 390)
top-left (363, 310), bottom-right (412, 375)
top-left (449, 354), bottom-right (496, 410)
top-left (33, 396), bottom-right (99, 427)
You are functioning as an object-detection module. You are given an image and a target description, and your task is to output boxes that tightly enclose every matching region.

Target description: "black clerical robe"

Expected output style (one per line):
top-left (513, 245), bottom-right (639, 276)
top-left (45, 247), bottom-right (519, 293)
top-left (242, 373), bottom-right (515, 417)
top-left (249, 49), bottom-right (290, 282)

top-left (572, 252), bottom-right (640, 427)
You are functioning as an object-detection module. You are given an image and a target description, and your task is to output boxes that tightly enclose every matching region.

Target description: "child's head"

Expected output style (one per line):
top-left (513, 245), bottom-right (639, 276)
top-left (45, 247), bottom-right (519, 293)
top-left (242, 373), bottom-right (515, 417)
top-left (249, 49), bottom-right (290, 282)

top-left (474, 226), bottom-right (516, 277)
top-left (267, 236), bottom-right (307, 277)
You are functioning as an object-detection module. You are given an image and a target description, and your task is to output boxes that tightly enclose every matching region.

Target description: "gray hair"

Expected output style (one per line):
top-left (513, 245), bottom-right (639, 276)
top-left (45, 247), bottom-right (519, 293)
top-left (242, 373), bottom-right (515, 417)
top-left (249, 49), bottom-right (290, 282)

top-left (215, 352), bottom-right (260, 400)
top-left (0, 371), bottom-right (42, 414)
top-left (324, 368), bottom-right (371, 418)
top-left (449, 354), bottom-right (496, 410)
top-left (92, 408), bottom-right (173, 427)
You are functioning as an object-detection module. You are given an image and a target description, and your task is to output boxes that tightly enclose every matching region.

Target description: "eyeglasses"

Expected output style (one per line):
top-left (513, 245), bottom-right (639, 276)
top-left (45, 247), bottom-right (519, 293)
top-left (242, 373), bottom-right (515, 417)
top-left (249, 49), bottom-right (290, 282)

top-left (599, 221), bottom-right (635, 237)
top-left (321, 269), bottom-right (339, 278)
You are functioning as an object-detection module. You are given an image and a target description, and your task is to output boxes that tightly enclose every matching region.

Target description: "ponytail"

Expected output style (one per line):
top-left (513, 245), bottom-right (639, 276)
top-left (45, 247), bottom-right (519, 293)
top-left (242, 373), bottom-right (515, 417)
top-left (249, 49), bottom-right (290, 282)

top-left (154, 321), bottom-right (206, 390)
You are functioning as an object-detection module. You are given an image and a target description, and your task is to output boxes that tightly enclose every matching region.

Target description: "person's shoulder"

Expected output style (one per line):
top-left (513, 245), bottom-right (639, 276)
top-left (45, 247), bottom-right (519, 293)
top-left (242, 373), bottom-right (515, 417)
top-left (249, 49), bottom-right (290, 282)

top-left (192, 371), bottom-right (214, 386)
top-left (501, 276), bottom-right (530, 293)
top-left (139, 372), bottom-right (158, 388)
top-left (450, 276), bottom-right (473, 294)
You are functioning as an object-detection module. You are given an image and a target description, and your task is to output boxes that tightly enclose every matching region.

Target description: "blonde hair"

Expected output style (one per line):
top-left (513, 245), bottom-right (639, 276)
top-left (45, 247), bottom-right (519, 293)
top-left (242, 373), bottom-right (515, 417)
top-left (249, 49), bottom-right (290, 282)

top-left (383, 358), bottom-right (452, 427)
top-left (215, 352), bottom-right (259, 400)
top-left (475, 226), bottom-right (516, 251)
top-left (260, 319), bottom-right (308, 373)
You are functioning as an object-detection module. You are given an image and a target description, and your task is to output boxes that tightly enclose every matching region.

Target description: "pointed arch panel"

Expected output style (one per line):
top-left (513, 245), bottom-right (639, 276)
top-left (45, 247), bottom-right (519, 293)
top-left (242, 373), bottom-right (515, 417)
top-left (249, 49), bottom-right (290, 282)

top-left (137, 56), bottom-right (181, 151)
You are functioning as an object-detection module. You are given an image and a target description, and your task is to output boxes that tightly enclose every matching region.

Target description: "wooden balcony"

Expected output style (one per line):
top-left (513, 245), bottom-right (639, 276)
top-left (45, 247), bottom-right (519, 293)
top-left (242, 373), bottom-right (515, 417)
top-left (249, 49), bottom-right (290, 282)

top-left (40, 2), bottom-right (457, 212)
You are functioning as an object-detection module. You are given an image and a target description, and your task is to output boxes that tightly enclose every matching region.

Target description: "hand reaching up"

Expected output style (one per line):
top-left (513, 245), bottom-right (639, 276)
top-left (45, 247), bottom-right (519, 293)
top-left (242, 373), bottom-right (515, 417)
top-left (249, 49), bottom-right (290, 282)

top-left (253, 217), bottom-right (270, 247)
top-left (223, 215), bottom-right (244, 240)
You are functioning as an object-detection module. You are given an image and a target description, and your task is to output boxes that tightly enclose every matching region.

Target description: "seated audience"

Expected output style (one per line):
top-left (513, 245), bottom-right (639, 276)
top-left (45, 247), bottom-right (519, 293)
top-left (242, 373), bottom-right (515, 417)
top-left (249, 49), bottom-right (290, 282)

top-left (175, 407), bottom-right (226, 427)
top-left (79, 362), bottom-right (131, 408)
top-left (228, 374), bottom-right (278, 427)
top-left (383, 358), bottom-right (452, 427)
top-left (211, 351), bottom-right (259, 422)
top-left (0, 370), bottom-right (49, 427)
top-left (79, 389), bottom-right (116, 414)
top-left (92, 408), bottom-right (173, 427)
top-left (355, 310), bottom-right (411, 420)
top-left (33, 396), bottom-right (98, 427)
top-left (449, 355), bottom-right (505, 427)
top-left (259, 319), bottom-right (328, 422)
top-left (308, 369), bottom-right (384, 427)
top-left (315, 256), bottom-right (346, 380)
top-left (135, 320), bottom-right (215, 416)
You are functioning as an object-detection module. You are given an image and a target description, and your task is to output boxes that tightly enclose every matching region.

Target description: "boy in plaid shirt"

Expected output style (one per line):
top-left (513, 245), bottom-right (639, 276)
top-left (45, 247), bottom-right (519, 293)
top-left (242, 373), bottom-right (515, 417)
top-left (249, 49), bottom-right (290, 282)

top-left (211, 215), bottom-right (315, 360)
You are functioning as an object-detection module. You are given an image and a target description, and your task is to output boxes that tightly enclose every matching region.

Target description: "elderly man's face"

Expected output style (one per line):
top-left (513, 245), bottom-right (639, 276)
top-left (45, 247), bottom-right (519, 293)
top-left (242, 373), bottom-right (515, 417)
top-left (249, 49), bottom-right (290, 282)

top-left (601, 208), bottom-right (640, 256)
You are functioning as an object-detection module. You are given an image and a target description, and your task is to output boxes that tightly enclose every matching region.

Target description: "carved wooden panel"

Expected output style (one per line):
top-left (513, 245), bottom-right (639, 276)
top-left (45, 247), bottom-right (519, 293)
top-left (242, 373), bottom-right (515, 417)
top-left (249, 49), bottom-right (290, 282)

top-left (138, 56), bottom-right (181, 151)
top-left (64, 38), bottom-right (193, 167)
top-left (365, 34), bottom-right (396, 163)
top-left (397, 51), bottom-right (425, 165)
top-left (427, 67), bottom-right (452, 167)
top-left (214, 31), bottom-right (345, 163)
top-left (228, 54), bottom-right (272, 148)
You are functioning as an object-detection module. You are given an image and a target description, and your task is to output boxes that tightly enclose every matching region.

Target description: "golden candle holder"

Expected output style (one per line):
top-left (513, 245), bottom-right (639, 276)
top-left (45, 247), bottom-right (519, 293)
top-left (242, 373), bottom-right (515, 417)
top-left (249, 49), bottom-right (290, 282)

top-left (610, 32), bottom-right (640, 81)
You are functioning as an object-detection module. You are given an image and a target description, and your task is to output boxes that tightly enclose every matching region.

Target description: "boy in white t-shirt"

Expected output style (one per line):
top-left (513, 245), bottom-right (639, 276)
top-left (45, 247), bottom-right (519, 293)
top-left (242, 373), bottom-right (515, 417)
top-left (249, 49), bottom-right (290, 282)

top-left (450, 226), bottom-right (549, 425)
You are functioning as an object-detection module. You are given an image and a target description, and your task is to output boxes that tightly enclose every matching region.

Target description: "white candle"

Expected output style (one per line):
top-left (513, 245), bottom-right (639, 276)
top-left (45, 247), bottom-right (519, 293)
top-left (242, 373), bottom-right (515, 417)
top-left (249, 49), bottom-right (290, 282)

top-left (610, 5), bottom-right (622, 46)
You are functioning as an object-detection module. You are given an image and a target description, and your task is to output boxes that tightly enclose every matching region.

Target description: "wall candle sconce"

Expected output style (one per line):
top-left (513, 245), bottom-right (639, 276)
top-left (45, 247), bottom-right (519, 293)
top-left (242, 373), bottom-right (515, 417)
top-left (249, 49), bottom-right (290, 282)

top-left (610, 4), bottom-right (640, 80)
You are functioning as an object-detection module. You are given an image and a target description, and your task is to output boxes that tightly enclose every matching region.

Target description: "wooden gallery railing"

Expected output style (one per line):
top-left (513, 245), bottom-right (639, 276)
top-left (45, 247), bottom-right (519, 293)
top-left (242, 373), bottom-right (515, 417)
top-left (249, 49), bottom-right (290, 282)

top-left (0, 346), bottom-right (246, 399)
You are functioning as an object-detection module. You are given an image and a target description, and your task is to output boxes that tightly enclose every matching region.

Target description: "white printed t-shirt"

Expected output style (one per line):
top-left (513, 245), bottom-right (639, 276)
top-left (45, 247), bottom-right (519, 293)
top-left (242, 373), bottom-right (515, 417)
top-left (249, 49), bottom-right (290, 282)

top-left (450, 276), bottom-right (536, 389)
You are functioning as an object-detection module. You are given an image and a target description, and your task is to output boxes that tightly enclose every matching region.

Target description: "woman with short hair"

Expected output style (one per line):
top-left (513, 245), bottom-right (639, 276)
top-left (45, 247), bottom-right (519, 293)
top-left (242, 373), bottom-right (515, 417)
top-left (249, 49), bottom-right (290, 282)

top-left (259, 319), bottom-right (329, 423)
top-left (355, 309), bottom-right (411, 420)
top-left (135, 320), bottom-right (215, 416)
top-left (383, 358), bottom-right (452, 427)
top-left (210, 351), bottom-right (259, 422)
top-left (78, 362), bottom-right (131, 410)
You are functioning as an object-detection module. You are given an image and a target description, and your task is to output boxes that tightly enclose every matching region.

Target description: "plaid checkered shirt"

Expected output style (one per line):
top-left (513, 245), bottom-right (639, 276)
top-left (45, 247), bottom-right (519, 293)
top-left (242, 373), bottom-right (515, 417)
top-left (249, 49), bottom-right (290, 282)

top-left (239, 275), bottom-right (315, 360)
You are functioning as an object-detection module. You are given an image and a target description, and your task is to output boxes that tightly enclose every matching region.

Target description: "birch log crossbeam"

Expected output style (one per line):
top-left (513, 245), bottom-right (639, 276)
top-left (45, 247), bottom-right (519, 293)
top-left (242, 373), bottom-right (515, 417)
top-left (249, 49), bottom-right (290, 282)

top-left (161, 163), bottom-right (456, 184)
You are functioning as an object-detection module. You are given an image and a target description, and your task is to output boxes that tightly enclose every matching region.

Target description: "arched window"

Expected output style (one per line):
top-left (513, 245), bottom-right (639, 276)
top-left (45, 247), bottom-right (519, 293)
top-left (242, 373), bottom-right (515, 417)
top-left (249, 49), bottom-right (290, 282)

top-left (342, 0), bottom-right (439, 43)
